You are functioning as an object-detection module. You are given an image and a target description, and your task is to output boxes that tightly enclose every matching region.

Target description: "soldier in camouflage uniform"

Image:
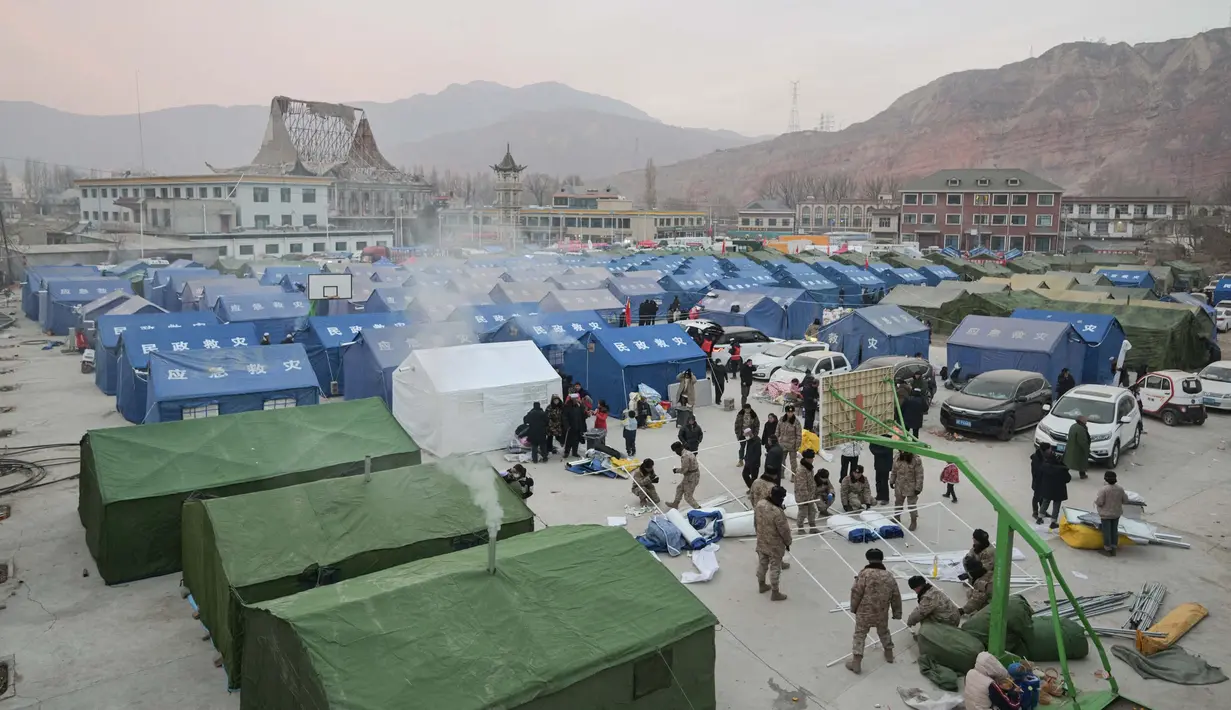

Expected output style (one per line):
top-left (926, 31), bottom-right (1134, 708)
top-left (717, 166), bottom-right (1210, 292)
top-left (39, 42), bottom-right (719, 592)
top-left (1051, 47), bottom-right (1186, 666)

top-left (814, 467), bottom-right (836, 516)
top-left (631, 459), bottom-right (661, 508)
top-left (905, 575), bottom-right (960, 627)
top-left (755, 485), bottom-right (792, 601)
top-left (890, 450), bottom-right (925, 531)
top-left (792, 456), bottom-right (819, 534)
top-left (841, 466), bottom-right (874, 511)
top-left (847, 548), bottom-right (902, 674)
top-left (776, 405), bottom-right (803, 474)
top-left (749, 470), bottom-right (778, 508)
top-left (960, 556), bottom-right (992, 616)
top-left (968, 528), bottom-right (996, 574)
top-left (667, 442), bottom-right (701, 509)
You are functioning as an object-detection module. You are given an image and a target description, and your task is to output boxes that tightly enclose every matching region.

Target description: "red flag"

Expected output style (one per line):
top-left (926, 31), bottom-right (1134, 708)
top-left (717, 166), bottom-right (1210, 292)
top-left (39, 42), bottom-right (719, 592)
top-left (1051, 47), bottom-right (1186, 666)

top-left (624, 298), bottom-right (632, 327)
top-left (864, 254), bottom-right (870, 269)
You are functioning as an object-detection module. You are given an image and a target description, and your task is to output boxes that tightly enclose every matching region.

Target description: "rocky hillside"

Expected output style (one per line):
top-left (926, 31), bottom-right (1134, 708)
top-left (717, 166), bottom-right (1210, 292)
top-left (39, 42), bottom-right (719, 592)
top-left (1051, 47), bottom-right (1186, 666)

top-left (609, 28), bottom-right (1231, 204)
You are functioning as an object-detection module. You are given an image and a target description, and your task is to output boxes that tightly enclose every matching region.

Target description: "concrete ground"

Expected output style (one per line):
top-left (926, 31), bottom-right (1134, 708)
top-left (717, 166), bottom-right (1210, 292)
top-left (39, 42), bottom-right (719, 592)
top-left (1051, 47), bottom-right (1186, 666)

top-left (2, 306), bottom-right (1230, 710)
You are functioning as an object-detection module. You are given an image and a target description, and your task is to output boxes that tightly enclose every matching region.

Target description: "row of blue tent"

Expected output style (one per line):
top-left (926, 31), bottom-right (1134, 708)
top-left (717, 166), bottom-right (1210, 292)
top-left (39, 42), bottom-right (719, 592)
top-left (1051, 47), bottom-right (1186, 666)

top-left (947, 310), bottom-right (1128, 387)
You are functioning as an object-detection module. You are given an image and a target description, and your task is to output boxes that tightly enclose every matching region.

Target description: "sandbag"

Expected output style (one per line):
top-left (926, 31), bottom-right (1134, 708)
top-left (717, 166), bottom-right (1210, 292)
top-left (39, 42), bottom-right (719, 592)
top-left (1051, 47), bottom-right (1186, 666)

top-left (1140, 602), bottom-right (1208, 656)
top-left (1023, 616), bottom-right (1089, 662)
top-left (916, 621), bottom-right (985, 674)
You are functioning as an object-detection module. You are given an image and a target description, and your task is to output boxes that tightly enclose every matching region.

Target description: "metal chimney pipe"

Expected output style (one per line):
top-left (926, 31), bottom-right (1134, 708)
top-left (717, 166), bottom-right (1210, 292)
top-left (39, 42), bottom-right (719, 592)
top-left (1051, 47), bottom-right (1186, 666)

top-left (487, 530), bottom-right (498, 575)
top-left (363, 455), bottom-right (372, 483)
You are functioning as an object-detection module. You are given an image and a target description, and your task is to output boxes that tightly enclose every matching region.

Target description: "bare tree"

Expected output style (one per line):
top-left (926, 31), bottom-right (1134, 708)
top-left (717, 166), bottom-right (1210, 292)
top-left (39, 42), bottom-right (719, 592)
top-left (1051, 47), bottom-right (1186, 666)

top-left (1216, 174), bottom-right (1231, 207)
top-left (643, 159), bottom-right (658, 209)
top-left (523, 173), bottom-right (556, 206)
top-left (661, 197), bottom-right (697, 211)
top-left (0, 160), bottom-right (9, 189)
top-left (22, 158), bottom-right (50, 203)
top-left (758, 170), bottom-right (813, 208)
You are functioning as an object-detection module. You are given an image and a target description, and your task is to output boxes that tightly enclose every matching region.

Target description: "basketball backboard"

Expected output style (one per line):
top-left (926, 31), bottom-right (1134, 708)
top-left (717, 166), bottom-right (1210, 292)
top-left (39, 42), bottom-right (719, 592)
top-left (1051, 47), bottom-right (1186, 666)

top-left (307, 273), bottom-right (353, 300)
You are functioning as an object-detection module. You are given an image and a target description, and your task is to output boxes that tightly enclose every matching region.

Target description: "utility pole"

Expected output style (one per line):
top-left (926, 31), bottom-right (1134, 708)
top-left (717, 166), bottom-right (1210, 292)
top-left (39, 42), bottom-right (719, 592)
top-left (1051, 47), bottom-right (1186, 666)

top-left (788, 81), bottom-right (800, 134)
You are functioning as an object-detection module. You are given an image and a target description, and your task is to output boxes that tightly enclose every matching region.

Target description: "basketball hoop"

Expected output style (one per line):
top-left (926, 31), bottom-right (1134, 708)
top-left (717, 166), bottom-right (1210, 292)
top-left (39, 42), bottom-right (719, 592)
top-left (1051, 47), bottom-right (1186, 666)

top-left (307, 273), bottom-right (354, 301)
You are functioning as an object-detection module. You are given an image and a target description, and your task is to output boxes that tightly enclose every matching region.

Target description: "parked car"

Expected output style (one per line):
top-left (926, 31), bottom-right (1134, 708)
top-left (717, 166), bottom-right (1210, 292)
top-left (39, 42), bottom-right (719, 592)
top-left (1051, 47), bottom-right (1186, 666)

top-left (676, 323), bottom-right (779, 367)
top-left (1034, 385), bottom-right (1143, 468)
top-left (856, 355), bottom-right (937, 400)
top-left (1198, 361), bottom-right (1231, 411)
top-left (1134, 370), bottom-right (1207, 426)
top-left (939, 370), bottom-right (1052, 440)
top-left (1216, 305), bottom-right (1230, 333)
top-left (768, 350), bottom-right (852, 386)
top-left (748, 340), bottom-right (830, 380)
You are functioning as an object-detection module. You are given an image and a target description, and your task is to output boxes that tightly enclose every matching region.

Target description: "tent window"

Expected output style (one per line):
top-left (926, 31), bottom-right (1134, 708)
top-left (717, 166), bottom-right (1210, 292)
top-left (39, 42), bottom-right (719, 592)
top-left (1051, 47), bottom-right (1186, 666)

top-left (632, 648), bottom-right (674, 699)
top-left (183, 403), bottom-right (219, 419)
top-left (263, 398), bottom-right (297, 410)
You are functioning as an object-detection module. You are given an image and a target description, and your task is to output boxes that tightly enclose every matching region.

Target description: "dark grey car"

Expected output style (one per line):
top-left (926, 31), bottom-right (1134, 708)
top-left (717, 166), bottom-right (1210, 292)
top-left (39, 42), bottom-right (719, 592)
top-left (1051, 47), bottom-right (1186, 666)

top-left (939, 369), bottom-right (1052, 441)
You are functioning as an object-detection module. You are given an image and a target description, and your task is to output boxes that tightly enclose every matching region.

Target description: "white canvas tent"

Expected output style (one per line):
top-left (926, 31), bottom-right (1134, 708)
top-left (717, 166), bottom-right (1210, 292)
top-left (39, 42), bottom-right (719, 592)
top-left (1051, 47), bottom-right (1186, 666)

top-left (391, 341), bottom-right (561, 456)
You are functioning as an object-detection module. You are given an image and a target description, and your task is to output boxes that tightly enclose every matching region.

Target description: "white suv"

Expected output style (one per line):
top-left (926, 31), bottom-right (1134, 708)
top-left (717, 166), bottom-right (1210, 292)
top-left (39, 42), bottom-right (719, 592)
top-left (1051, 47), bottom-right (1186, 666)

top-left (769, 350), bottom-right (852, 386)
top-left (749, 340), bottom-right (831, 380)
top-left (1034, 385), bottom-right (1143, 468)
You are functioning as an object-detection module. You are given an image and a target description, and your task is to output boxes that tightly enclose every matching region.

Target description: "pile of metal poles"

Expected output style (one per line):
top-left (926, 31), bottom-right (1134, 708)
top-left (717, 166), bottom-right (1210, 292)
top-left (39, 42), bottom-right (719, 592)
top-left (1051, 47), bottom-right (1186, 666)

top-left (1123, 582), bottom-right (1166, 630)
top-left (1032, 591), bottom-right (1134, 620)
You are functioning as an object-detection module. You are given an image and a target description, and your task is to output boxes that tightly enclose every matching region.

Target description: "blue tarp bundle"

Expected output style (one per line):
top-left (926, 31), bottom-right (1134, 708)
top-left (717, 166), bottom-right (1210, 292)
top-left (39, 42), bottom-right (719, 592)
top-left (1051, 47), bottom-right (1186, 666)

top-left (946, 315), bottom-right (1085, 386)
top-left (605, 280), bottom-right (667, 317)
top-left (697, 291), bottom-right (789, 338)
top-left (489, 310), bottom-right (605, 365)
top-left (813, 304), bottom-right (930, 366)
top-left (918, 265), bottom-right (960, 287)
top-left (94, 311), bottom-right (219, 395)
top-left (448, 304), bottom-right (541, 339)
top-left (213, 292), bottom-right (310, 340)
top-left (116, 324), bottom-right (260, 423)
top-left (22, 266), bottom-right (98, 320)
top-left (1010, 309), bottom-right (1126, 386)
top-left (565, 324), bottom-right (707, 410)
top-left (538, 289), bottom-right (623, 320)
top-left (299, 313), bottom-right (411, 396)
top-left (145, 343), bottom-right (320, 423)
top-left (490, 281), bottom-right (554, 305)
top-left (40, 277), bottom-right (133, 335)
top-left (811, 263), bottom-right (887, 304)
top-left (145, 267), bottom-right (217, 309)
top-left (341, 323), bottom-right (480, 407)
top-left (1099, 269), bottom-right (1156, 290)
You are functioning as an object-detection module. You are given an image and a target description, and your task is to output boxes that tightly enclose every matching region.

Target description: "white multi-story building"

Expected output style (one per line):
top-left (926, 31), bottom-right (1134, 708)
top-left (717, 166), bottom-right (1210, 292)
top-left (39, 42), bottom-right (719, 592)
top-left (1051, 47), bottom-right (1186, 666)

top-left (74, 174), bottom-right (333, 233)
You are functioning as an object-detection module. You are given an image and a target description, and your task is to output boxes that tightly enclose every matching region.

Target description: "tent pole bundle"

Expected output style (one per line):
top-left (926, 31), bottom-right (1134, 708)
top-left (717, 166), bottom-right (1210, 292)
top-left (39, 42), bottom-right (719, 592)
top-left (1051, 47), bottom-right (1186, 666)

top-left (1123, 582), bottom-right (1166, 630)
top-left (1032, 591), bottom-right (1134, 620)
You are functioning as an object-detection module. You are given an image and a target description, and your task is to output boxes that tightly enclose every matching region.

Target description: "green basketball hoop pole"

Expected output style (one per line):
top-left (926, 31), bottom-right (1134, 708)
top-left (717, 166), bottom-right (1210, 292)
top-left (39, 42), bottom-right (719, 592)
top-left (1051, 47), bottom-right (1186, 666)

top-left (828, 385), bottom-right (1126, 710)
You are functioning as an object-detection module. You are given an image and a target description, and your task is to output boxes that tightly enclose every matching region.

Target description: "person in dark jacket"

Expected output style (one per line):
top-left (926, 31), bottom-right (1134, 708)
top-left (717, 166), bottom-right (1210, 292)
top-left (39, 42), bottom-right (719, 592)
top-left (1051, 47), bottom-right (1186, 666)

top-left (562, 395), bottom-right (587, 458)
top-left (761, 412), bottom-right (778, 445)
top-left (739, 359), bottom-right (757, 407)
top-left (763, 435), bottom-right (785, 482)
top-left (708, 356), bottom-right (727, 403)
top-left (1033, 443), bottom-right (1072, 528)
top-left (868, 434), bottom-right (896, 505)
top-left (667, 296), bottom-right (682, 323)
top-left (1055, 368), bottom-right (1076, 400)
top-left (546, 395), bottom-right (565, 453)
top-left (741, 428), bottom-right (762, 489)
top-left (522, 401), bottom-right (550, 463)
top-left (801, 376), bottom-right (820, 432)
top-left (1118, 362), bottom-right (1133, 388)
top-left (900, 388), bottom-right (928, 438)
top-left (678, 417), bottom-right (704, 453)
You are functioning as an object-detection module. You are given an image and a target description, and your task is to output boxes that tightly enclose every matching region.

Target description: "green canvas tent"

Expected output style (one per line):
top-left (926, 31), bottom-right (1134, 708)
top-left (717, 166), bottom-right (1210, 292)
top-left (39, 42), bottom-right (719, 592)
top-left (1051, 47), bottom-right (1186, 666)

top-left (241, 525), bottom-right (719, 710)
top-left (1162, 260), bottom-right (1206, 291)
top-left (881, 285), bottom-right (967, 325)
top-left (1067, 284), bottom-right (1158, 301)
top-left (181, 462), bottom-right (535, 688)
top-left (926, 253), bottom-right (1012, 280)
top-left (79, 398), bottom-right (420, 584)
top-left (1003, 255), bottom-right (1050, 274)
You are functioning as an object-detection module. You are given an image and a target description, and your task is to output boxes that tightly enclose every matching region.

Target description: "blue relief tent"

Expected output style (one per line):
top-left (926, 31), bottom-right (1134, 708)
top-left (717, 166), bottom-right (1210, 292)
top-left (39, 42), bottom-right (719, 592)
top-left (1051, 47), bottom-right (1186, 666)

top-left (213, 292), bottom-right (310, 340)
top-left (145, 343), bottom-right (320, 423)
top-left (23, 266), bottom-right (99, 319)
top-left (868, 263), bottom-right (927, 288)
top-left (489, 311), bottom-right (606, 367)
top-left (447, 304), bottom-right (540, 339)
top-left (1010, 309), bottom-right (1127, 386)
top-left (605, 280), bottom-right (668, 318)
top-left (710, 277), bottom-right (768, 293)
top-left (813, 304), bottom-right (931, 367)
top-left (169, 259), bottom-right (202, 268)
top-left (616, 268), bottom-right (664, 281)
top-left (363, 287), bottom-right (416, 316)
top-left (811, 263), bottom-right (887, 304)
top-left (918, 265), bottom-right (960, 287)
top-left (1214, 277), bottom-right (1231, 306)
top-left (538, 290), bottom-right (623, 322)
top-left (342, 323), bottom-right (480, 407)
top-left (946, 315), bottom-right (1085, 387)
top-left (117, 324), bottom-right (260, 423)
top-left (656, 274), bottom-right (712, 309)
top-left (77, 291), bottom-right (151, 338)
top-left (744, 286), bottom-right (826, 340)
top-left (490, 281), bottom-right (554, 305)
top-left (95, 311), bottom-right (220, 395)
top-left (564, 324), bottom-right (708, 410)
top-left (323, 280), bottom-right (379, 316)
top-left (145, 267), bottom-right (217, 310)
top-left (300, 313), bottom-right (411, 396)
top-left (563, 266), bottom-right (614, 281)
top-left (166, 271), bottom-right (224, 311)
top-left (696, 291), bottom-right (789, 339)
top-left (546, 275), bottom-right (606, 291)
top-left (40, 277), bottom-right (134, 335)
top-left (181, 279), bottom-right (273, 312)
top-left (399, 272), bottom-right (451, 291)
top-left (1098, 269), bottom-right (1156, 291)
top-left (770, 267), bottom-right (841, 306)
top-left (259, 266), bottom-right (321, 292)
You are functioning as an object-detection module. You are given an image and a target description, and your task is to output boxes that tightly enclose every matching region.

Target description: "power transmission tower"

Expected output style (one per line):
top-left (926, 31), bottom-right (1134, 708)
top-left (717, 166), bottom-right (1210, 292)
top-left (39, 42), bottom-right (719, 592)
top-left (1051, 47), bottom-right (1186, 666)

top-left (816, 113), bottom-right (835, 132)
top-left (788, 81), bottom-right (800, 133)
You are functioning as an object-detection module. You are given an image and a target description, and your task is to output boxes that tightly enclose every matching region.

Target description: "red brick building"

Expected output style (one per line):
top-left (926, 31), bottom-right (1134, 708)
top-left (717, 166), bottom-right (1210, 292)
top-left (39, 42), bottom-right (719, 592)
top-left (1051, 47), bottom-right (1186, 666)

top-left (897, 169), bottom-right (1063, 253)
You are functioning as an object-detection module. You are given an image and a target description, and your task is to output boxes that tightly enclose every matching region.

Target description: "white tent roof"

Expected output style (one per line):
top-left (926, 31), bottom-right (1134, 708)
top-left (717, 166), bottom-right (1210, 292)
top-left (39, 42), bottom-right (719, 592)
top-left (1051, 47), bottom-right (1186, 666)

top-left (401, 341), bottom-right (559, 393)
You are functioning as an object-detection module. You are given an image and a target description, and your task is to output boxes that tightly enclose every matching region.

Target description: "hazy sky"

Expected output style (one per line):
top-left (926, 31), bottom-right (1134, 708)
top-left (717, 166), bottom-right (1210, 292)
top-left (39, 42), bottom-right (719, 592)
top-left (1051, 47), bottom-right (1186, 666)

top-left (2, 0), bottom-right (1225, 135)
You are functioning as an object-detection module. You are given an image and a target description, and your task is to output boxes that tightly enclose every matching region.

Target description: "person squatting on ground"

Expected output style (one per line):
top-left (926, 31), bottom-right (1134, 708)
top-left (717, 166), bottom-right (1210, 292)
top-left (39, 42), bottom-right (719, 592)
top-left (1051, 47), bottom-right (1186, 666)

top-left (847, 548), bottom-right (901, 674)
top-left (632, 459), bottom-right (661, 507)
top-left (959, 556), bottom-right (992, 617)
top-left (734, 403), bottom-right (760, 466)
top-left (814, 466), bottom-right (836, 516)
top-left (967, 528), bottom-right (996, 574)
top-left (905, 575), bottom-right (960, 628)
top-left (1094, 470), bottom-right (1130, 557)
top-left (841, 466), bottom-right (874, 511)
top-left (792, 451), bottom-right (820, 534)
top-left (754, 484), bottom-right (792, 601)
top-left (776, 405), bottom-right (803, 473)
top-left (667, 441), bottom-right (701, 510)
top-left (890, 450), bottom-right (925, 531)
top-left (499, 464), bottom-right (534, 499)
top-left (740, 428), bottom-right (762, 490)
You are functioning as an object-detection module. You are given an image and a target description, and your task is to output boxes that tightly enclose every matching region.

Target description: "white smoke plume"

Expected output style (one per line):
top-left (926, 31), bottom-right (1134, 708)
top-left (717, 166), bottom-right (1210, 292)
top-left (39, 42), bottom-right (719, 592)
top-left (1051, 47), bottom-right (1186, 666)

top-left (439, 455), bottom-right (505, 549)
